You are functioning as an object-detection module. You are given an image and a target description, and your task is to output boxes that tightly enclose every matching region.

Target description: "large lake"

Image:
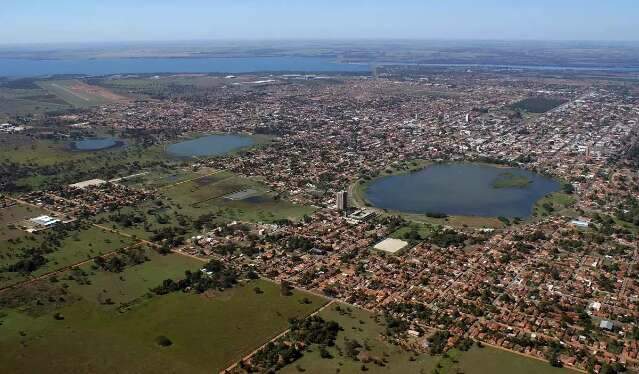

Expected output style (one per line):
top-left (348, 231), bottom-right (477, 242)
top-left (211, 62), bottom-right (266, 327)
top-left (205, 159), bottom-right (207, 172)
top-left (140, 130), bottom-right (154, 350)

top-left (0, 57), bottom-right (369, 77)
top-left (364, 163), bottom-right (560, 218)
top-left (166, 134), bottom-right (254, 157)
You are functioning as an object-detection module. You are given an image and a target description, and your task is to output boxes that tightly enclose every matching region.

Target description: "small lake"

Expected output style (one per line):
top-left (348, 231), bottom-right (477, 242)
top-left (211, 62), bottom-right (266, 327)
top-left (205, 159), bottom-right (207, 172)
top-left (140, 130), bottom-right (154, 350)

top-left (71, 138), bottom-right (124, 151)
top-left (166, 134), bottom-right (254, 157)
top-left (364, 163), bottom-right (560, 218)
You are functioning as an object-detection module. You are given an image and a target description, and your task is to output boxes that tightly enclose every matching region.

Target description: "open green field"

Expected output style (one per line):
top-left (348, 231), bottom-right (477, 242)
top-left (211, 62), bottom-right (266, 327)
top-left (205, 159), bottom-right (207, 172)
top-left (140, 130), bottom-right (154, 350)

top-left (0, 137), bottom-right (94, 166)
top-left (37, 80), bottom-right (126, 107)
top-left (3, 140), bottom-right (169, 190)
top-left (0, 277), bottom-right (327, 373)
top-left (161, 171), bottom-right (315, 223)
top-left (0, 223), bottom-right (134, 288)
top-left (117, 167), bottom-right (211, 189)
top-left (63, 249), bottom-right (202, 308)
top-left (439, 346), bottom-right (575, 374)
top-left (0, 86), bottom-right (70, 120)
top-left (99, 171), bottom-right (314, 241)
top-left (533, 192), bottom-right (577, 218)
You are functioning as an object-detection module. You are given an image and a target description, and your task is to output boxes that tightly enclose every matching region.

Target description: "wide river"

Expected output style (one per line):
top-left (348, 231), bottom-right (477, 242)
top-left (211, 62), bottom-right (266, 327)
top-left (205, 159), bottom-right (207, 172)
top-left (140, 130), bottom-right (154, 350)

top-left (364, 163), bottom-right (560, 218)
top-left (0, 57), bottom-right (369, 77)
top-left (166, 134), bottom-right (254, 158)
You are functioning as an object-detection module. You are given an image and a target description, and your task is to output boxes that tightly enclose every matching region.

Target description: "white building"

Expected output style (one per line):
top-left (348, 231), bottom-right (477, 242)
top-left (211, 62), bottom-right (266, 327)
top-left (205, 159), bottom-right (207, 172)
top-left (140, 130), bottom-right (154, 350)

top-left (336, 191), bottom-right (348, 211)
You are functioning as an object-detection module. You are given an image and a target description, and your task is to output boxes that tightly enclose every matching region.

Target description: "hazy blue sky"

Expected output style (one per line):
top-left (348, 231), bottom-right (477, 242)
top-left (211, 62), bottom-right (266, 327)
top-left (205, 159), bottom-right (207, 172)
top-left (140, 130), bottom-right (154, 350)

top-left (1, 0), bottom-right (637, 44)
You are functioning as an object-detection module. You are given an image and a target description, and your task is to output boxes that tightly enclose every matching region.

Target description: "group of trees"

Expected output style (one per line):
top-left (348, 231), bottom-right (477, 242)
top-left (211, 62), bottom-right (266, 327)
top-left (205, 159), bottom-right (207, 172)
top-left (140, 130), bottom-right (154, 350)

top-left (286, 236), bottom-right (315, 252)
top-left (151, 259), bottom-right (238, 295)
top-left (250, 316), bottom-right (342, 372)
top-left (289, 316), bottom-right (341, 347)
top-left (93, 247), bottom-right (149, 273)
top-left (250, 341), bottom-right (302, 371)
top-left (427, 229), bottom-right (467, 248)
top-left (428, 331), bottom-right (451, 355)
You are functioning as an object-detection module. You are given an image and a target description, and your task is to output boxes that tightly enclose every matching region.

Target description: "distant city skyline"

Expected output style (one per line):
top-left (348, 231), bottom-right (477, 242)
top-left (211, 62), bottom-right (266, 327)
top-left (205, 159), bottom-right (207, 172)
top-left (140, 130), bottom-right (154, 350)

top-left (1, 0), bottom-right (638, 44)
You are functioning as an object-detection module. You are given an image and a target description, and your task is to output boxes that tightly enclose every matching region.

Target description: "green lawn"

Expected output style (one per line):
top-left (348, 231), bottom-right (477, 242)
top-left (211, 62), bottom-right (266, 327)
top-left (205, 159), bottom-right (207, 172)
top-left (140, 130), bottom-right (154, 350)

top-left (0, 279), bottom-right (327, 373)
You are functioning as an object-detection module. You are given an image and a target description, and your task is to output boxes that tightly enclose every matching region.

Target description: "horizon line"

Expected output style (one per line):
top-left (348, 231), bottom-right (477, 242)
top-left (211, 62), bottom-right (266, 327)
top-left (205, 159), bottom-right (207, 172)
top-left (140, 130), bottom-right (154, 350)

top-left (2, 37), bottom-right (639, 48)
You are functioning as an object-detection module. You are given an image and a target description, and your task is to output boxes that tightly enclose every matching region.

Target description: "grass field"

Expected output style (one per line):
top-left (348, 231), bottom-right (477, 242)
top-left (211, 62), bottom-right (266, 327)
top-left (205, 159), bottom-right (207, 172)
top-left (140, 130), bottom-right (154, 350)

top-left (63, 249), bottom-right (202, 308)
top-left (0, 278), bottom-right (327, 373)
top-left (100, 171), bottom-right (314, 241)
top-left (440, 345), bottom-right (574, 374)
top-left (161, 171), bottom-right (314, 223)
top-left (117, 167), bottom-right (211, 189)
top-left (0, 137), bottom-right (93, 166)
top-left (0, 86), bottom-right (70, 120)
top-left (533, 192), bottom-right (577, 218)
top-left (0, 224), bottom-right (134, 288)
top-left (37, 80), bottom-right (127, 108)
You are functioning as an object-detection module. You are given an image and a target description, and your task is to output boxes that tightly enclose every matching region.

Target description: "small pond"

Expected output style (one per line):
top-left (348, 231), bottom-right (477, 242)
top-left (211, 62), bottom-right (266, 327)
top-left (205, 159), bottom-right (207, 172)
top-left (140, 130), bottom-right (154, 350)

top-left (166, 134), bottom-right (254, 157)
top-left (70, 138), bottom-right (124, 151)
